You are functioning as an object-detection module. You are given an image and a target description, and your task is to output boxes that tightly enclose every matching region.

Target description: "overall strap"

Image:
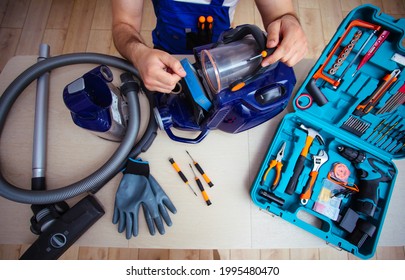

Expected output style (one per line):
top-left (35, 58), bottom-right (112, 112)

top-left (211, 0), bottom-right (225, 6)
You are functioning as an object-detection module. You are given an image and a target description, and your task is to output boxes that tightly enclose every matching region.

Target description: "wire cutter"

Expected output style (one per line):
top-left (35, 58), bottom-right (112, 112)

top-left (261, 142), bottom-right (286, 190)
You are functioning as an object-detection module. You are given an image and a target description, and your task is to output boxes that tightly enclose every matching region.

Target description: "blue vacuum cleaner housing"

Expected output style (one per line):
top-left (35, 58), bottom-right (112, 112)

top-left (63, 65), bottom-right (128, 141)
top-left (154, 24), bottom-right (296, 144)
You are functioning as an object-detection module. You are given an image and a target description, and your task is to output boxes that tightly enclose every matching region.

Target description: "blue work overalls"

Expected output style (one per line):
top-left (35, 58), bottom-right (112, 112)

top-left (151, 0), bottom-right (232, 54)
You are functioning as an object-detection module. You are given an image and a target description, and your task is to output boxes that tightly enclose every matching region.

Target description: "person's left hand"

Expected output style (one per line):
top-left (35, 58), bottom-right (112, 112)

top-left (262, 14), bottom-right (308, 67)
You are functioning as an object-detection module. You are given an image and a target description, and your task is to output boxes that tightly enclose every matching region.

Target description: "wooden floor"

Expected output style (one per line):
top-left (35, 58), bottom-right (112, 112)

top-left (1, 0), bottom-right (405, 260)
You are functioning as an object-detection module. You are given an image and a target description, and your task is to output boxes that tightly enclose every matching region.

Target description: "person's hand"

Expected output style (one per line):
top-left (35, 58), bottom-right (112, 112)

top-left (131, 44), bottom-right (186, 93)
top-left (262, 14), bottom-right (307, 67)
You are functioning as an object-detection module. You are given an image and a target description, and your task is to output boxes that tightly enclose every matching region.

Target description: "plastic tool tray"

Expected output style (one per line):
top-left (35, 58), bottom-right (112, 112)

top-left (250, 4), bottom-right (405, 259)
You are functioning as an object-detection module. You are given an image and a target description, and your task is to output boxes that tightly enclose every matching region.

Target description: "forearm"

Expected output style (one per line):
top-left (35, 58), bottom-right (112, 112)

top-left (112, 22), bottom-right (147, 65)
top-left (111, 0), bottom-right (147, 66)
top-left (254, 0), bottom-right (297, 29)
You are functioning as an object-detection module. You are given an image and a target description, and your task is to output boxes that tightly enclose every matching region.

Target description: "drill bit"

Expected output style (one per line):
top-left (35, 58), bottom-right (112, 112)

top-left (366, 119), bottom-right (385, 141)
top-left (376, 121), bottom-right (399, 145)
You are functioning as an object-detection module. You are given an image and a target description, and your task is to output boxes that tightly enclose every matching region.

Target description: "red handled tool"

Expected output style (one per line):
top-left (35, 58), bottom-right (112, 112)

top-left (352, 30), bottom-right (390, 77)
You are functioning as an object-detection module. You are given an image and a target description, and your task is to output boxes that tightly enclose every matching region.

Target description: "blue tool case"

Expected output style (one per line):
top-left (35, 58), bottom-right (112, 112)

top-left (250, 4), bottom-right (405, 259)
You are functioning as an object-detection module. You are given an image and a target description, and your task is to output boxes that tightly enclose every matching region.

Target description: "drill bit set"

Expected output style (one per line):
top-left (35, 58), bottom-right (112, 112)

top-left (250, 4), bottom-right (404, 260)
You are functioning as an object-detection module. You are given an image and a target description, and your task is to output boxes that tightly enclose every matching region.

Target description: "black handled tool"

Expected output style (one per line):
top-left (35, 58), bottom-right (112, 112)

top-left (305, 79), bottom-right (329, 107)
top-left (285, 124), bottom-right (324, 195)
top-left (190, 164), bottom-right (211, 206)
top-left (169, 158), bottom-right (197, 196)
top-left (258, 189), bottom-right (285, 206)
top-left (186, 150), bottom-right (214, 187)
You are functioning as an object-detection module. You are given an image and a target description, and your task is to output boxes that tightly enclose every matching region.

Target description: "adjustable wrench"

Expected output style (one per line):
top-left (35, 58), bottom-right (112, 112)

top-left (300, 150), bottom-right (329, 205)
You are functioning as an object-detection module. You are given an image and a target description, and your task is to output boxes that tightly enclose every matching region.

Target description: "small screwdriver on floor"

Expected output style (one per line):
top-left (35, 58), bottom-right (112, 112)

top-left (186, 150), bottom-right (214, 187)
top-left (169, 158), bottom-right (197, 196)
top-left (190, 164), bottom-right (212, 206)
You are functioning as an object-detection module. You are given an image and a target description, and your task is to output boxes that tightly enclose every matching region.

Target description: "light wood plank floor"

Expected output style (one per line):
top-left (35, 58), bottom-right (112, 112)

top-left (1, 0), bottom-right (405, 260)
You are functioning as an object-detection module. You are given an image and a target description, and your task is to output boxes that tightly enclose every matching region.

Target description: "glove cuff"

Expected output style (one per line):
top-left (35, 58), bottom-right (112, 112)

top-left (124, 158), bottom-right (150, 177)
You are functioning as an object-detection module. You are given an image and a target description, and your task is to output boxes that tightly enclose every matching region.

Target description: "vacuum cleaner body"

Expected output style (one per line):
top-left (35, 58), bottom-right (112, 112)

top-left (63, 65), bottom-right (129, 141)
top-left (154, 24), bottom-right (296, 143)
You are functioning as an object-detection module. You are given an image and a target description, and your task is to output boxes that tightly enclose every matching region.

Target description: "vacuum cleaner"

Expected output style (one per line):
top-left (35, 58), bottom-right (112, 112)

top-left (0, 49), bottom-right (158, 259)
top-left (154, 24), bottom-right (297, 143)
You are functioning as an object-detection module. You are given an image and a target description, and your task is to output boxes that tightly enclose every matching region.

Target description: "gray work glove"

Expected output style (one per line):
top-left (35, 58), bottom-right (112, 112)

top-left (112, 159), bottom-right (176, 239)
top-left (148, 174), bottom-right (177, 229)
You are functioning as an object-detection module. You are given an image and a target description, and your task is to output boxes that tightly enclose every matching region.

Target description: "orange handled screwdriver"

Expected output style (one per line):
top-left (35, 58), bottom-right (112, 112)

top-left (186, 151), bottom-right (214, 187)
top-left (248, 48), bottom-right (275, 62)
top-left (207, 15), bottom-right (214, 29)
top-left (190, 164), bottom-right (212, 206)
top-left (353, 69), bottom-right (401, 116)
top-left (198, 16), bottom-right (206, 33)
top-left (207, 15), bottom-right (214, 42)
top-left (169, 158), bottom-right (197, 196)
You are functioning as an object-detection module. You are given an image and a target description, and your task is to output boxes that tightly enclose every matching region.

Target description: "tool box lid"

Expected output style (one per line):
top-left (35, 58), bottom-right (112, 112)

top-left (292, 4), bottom-right (405, 161)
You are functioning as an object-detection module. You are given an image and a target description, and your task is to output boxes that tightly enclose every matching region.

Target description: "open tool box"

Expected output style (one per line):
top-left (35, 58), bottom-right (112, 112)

top-left (250, 4), bottom-right (405, 259)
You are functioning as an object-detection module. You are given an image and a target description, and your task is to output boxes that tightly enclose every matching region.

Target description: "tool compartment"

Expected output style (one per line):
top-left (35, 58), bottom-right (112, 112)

top-left (250, 4), bottom-right (404, 259)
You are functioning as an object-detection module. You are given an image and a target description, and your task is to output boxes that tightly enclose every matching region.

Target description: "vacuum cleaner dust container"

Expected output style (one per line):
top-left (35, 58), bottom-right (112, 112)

top-left (201, 36), bottom-right (262, 93)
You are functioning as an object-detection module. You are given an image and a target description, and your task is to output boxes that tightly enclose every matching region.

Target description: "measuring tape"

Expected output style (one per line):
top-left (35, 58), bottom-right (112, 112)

top-left (330, 163), bottom-right (351, 183)
top-left (328, 162), bottom-right (359, 193)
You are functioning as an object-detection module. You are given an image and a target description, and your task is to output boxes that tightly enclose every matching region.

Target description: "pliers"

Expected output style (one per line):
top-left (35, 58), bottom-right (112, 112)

top-left (261, 142), bottom-right (286, 191)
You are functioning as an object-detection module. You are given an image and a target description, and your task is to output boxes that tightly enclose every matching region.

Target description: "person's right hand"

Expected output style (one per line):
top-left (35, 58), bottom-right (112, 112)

top-left (131, 44), bottom-right (186, 93)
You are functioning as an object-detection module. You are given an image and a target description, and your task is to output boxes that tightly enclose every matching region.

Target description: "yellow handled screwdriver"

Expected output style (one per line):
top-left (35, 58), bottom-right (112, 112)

top-left (190, 164), bottom-right (212, 206)
top-left (169, 158), bottom-right (197, 196)
top-left (186, 151), bottom-right (214, 187)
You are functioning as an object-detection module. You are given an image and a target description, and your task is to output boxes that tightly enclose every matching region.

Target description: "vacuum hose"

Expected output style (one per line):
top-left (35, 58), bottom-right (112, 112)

top-left (0, 53), bottom-right (157, 204)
